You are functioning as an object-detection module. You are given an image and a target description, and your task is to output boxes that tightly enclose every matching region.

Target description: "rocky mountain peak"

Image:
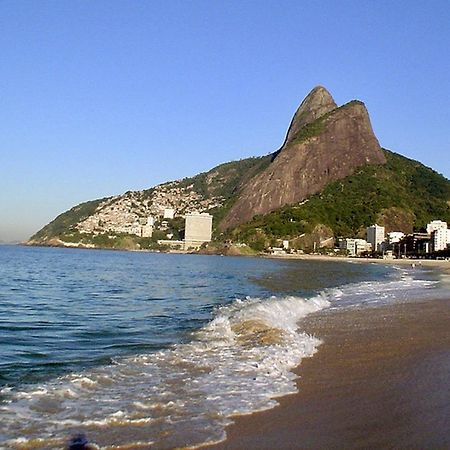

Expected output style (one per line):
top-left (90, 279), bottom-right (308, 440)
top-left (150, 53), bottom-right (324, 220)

top-left (219, 89), bottom-right (386, 231)
top-left (283, 85), bottom-right (337, 147)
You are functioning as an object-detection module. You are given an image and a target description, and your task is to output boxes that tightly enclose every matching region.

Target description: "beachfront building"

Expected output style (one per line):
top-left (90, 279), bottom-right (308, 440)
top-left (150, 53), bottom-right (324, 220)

top-left (432, 228), bottom-right (450, 251)
top-left (184, 212), bottom-right (212, 248)
top-left (158, 212), bottom-right (213, 250)
top-left (355, 239), bottom-right (371, 255)
top-left (387, 231), bottom-right (405, 244)
top-left (338, 238), bottom-right (353, 255)
top-left (400, 233), bottom-right (431, 256)
top-left (339, 238), bottom-right (371, 256)
top-left (270, 247), bottom-right (286, 255)
top-left (426, 220), bottom-right (447, 235)
top-left (367, 224), bottom-right (385, 252)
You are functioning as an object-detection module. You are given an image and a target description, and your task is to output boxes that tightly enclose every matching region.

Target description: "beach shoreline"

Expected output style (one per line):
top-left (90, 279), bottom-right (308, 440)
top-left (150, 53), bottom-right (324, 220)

top-left (266, 252), bottom-right (450, 271)
top-left (203, 295), bottom-right (450, 450)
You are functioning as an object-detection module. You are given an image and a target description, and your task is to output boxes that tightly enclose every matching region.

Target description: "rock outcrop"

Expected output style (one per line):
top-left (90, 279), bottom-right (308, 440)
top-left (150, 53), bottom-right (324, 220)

top-left (283, 86), bottom-right (337, 147)
top-left (219, 87), bottom-right (386, 231)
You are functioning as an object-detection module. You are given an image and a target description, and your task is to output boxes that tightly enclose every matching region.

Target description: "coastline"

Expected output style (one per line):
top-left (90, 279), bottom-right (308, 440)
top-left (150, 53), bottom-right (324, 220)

top-left (266, 252), bottom-right (450, 270)
top-left (28, 241), bottom-right (450, 269)
top-left (23, 241), bottom-right (450, 271)
top-left (204, 296), bottom-right (450, 449)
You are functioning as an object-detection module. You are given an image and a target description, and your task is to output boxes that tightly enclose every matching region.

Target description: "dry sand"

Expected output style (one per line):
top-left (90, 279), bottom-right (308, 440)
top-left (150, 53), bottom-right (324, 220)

top-left (204, 297), bottom-right (450, 449)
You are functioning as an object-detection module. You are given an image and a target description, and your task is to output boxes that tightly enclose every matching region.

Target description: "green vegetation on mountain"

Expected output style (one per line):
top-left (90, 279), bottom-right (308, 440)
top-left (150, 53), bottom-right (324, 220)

top-left (178, 154), bottom-right (274, 200)
top-left (31, 198), bottom-right (109, 242)
top-left (228, 150), bottom-right (450, 248)
top-left (178, 154), bottom-right (275, 234)
top-left (290, 101), bottom-right (363, 145)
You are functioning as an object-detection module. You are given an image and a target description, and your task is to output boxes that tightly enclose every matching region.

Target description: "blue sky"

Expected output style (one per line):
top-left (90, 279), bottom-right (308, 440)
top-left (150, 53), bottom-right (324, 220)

top-left (1, 1), bottom-right (449, 241)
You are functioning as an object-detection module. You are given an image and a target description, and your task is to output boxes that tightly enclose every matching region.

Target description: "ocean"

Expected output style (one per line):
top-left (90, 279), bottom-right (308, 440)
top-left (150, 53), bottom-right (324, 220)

top-left (0, 245), bottom-right (444, 449)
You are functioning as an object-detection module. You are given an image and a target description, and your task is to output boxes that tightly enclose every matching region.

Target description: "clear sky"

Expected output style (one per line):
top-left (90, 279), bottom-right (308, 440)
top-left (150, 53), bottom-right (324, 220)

top-left (1, 1), bottom-right (449, 242)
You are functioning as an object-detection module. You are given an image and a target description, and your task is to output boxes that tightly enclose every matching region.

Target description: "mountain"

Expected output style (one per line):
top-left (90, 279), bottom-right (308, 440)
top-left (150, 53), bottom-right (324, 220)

top-left (29, 155), bottom-right (274, 247)
top-left (231, 149), bottom-right (450, 250)
top-left (220, 87), bottom-right (386, 230)
top-left (283, 85), bottom-right (337, 146)
top-left (28, 86), bottom-right (450, 250)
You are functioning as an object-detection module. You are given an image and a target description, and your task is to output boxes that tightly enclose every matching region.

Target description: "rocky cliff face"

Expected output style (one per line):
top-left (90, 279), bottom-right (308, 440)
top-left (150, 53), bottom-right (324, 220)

top-left (219, 87), bottom-right (386, 230)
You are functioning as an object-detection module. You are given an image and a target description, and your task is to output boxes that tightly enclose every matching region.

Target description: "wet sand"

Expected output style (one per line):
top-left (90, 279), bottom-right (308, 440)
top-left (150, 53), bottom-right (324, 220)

top-left (205, 298), bottom-right (450, 449)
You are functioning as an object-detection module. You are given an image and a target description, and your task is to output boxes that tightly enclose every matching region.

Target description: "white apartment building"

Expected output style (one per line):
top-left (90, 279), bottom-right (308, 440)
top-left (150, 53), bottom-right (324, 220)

top-left (367, 224), bottom-right (385, 252)
top-left (339, 238), bottom-right (356, 255)
top-left (184, 212), bottom-right (213, 247)
top-left (426, 220), bottom-right (447, 234)
top-left (355, 239), bottom-right (371, 255)
top-left (432, 228), bottom-right (450, 251)
top-left (339, 238), bottom-right (371, 256)
top-left (163, 208), bottom-right (175, 219)
top-left (141, 224), bottom-right (153, 238)
top-left (387, 231), bottom-right (405, 244)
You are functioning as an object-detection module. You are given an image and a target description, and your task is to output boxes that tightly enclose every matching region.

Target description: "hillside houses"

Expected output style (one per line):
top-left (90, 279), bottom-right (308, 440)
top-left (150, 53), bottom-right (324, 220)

top-left (76, 179), bottom-right (221, 240)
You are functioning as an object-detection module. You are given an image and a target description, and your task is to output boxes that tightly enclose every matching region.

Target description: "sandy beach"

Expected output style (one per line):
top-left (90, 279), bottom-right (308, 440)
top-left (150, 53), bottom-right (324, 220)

top-left (204, 294), bottom-right (450, 449)
top-left (267, 252), bottom-right (450, 271)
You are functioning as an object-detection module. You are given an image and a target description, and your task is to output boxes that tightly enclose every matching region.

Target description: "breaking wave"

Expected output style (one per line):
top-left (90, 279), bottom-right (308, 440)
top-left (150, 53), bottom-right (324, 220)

top-left (0, 267), bottom-right (438, 449)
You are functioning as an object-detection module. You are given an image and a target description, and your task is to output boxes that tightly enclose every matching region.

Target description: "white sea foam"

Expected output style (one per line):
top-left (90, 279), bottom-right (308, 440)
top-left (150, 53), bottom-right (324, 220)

top-left (0, 272), bottom-right (439, 449)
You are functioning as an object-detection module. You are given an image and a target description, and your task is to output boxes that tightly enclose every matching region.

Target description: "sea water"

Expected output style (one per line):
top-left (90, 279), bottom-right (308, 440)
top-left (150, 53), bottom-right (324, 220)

top-left (0, 246), bottom-right (443, 449)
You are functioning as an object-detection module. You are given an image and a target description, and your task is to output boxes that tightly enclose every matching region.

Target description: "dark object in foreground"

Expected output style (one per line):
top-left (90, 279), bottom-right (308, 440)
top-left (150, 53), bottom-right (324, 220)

top-left (68, 433), bottom-right (95, 450)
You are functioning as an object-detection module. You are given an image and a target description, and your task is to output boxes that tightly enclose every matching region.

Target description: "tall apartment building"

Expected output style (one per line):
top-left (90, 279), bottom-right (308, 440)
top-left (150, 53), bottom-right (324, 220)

top-left (432, 228), bottom-right (450, 251)
top-left (184, 213), bottom-right (212, 247)
top-left (426, 220), bottom-right (447, 234)
top-left (366, 224), bottom-right (385, 252)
